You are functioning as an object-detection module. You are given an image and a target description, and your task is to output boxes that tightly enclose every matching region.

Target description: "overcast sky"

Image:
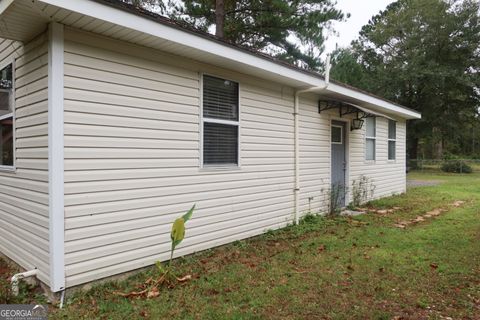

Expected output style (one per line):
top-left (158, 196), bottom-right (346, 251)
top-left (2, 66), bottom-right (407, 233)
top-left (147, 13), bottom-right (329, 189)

top-left (323, 0), bottom-right (395, 55)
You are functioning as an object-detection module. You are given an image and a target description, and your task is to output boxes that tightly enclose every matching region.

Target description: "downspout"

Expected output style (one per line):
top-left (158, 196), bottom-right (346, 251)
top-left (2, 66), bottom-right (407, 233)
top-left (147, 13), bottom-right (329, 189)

top-left (293, 55), bottom-right (331, 225)
top-left (11, 269), bottom-right (38, 296)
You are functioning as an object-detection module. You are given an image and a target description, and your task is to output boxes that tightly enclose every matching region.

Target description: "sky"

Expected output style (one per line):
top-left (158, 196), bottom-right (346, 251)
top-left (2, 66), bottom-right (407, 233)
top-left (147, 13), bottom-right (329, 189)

top-left (323, 0), bottom-right (395, 55)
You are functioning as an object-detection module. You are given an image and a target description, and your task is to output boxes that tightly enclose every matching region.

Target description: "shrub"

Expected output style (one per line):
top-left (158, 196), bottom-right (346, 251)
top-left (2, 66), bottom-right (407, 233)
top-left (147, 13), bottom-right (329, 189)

top-left (441, 160), bottom-right (472, 173)
top-left (351, 175), bottom-right (376, 207)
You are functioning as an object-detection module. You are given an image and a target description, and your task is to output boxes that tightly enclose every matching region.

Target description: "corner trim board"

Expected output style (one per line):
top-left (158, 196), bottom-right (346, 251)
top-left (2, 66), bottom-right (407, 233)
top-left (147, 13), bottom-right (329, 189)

top-left (48, 22), bottom-right (65, 292)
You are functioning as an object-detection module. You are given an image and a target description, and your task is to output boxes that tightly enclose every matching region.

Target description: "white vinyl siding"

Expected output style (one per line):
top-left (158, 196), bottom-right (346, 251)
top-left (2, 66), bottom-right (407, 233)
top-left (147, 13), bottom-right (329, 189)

top-left (350, 117), bottom-right (406, 200)
top-left (0, 34), bottom-right (50, 284)
top-left (299, 99), bottom-right (406, 215)
top-left (298, 94), bottom-right (332, 215)
top-left (62, 28), bottom-right (294, 287)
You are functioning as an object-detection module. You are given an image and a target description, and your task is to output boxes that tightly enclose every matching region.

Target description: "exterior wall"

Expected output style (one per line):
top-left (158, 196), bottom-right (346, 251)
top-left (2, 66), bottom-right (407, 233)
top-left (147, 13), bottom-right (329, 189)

top-left (349, 117), bottom-right (407, 199)
top-left (298, 95), bottom-right (407, 216)
top-left (62, 28), bottom-right (295, 287)
top-left (0, 33), bottom-right (50, 284)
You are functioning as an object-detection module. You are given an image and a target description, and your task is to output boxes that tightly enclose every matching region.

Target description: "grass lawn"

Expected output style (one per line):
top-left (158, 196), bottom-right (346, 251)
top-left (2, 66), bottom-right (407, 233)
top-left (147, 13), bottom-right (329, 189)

top-left (3, 171), bottom-right (480, 319)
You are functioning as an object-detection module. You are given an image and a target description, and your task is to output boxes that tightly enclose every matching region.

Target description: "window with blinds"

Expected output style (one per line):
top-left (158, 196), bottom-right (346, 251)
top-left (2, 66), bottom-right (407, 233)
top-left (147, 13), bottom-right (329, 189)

top-left (365, 117), bottom-right (376, 161)
top-left (0, 63), bottom-right (14, 168)
top-left (388, 120), bottom-right (396, 160)
top-left (202, 75), bottom-right (239, 166)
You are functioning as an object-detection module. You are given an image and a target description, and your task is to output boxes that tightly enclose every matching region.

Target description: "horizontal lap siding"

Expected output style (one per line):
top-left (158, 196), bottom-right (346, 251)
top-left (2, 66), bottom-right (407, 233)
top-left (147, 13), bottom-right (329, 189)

top-left (298, 96), bottom-right (331, 215)
top-left (63, 28), bottom-right (295, 287)
top-left (0, 34), bottom-right (49, 284)
top-left (349, 118), bottom-right (406, 199)
top-left (299, 98), bottom-right (406, 216)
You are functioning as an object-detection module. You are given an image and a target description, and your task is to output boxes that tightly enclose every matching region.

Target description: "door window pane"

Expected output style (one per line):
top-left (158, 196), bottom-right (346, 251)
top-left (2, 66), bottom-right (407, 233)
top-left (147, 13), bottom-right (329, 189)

top-left (331, 126), bottom-right (342, 144)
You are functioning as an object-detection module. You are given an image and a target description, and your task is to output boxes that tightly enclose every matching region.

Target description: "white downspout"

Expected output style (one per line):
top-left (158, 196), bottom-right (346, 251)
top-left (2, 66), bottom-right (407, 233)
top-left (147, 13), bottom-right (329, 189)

top-left (11, 269), bottom-right (38, 296)
top-left (293, 55), bottom-right (331, 225)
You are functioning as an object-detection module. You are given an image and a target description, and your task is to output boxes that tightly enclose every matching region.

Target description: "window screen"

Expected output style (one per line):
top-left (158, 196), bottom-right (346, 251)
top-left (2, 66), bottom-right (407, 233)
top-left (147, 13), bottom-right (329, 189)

top-left (203, 75), bottom-right (238, 121)
top-left (0, 63), bottom-right (13, 167)
top-left (365, 117), bottom-right (376, 160)
top-left (202, 75), bottom-right (239, 166)
top-left (0, 63), bottom-right (12, 116)
top-left (388, 120), bottom-right (396, 160)
top-left (203, 122), bottom-right (238, 165)
top-left (0, 117), bottom-right (13, 166)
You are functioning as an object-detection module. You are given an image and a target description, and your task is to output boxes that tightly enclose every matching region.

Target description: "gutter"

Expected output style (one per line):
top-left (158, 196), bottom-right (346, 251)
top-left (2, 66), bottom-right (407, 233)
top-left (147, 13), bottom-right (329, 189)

top-left (293, 56), bottom-right (331, 225)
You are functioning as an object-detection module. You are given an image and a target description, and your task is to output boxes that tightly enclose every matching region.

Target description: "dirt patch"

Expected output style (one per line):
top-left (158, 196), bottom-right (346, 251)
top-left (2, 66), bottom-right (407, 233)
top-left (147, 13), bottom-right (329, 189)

top-left (407, 179), bottom-right (442, 188)
top-left (394, 200), bottom-right (465, 229)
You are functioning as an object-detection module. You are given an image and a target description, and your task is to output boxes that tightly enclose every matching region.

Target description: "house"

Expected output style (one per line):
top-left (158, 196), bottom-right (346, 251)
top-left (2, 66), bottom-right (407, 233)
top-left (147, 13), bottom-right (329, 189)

top-left (0, 0), bottom-right (421, 294)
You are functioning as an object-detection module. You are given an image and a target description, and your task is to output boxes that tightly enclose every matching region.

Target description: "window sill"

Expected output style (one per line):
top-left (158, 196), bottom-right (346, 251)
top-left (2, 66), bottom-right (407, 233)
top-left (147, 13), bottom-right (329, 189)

top-left (0, 165), bottom-right (16, 173)
top-left (200, 165), bottom-right (241, 172)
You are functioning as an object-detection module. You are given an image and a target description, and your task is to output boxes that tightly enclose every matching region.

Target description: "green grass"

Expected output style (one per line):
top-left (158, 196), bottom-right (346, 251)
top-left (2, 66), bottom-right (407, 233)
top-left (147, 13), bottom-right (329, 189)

top-left (4, 171), bottom-right (480, 319)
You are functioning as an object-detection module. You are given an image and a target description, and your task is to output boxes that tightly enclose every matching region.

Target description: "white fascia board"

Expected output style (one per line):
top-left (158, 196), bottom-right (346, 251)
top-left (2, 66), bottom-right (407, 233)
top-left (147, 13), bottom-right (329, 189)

top-left (39, 0), bottom-right (324, 87)
top-left (0, 0), bottom-right (14, 16)
top-left (48, 21), bottom-right (65, 292)
top-left (326, 82), bottom-right (422, 120)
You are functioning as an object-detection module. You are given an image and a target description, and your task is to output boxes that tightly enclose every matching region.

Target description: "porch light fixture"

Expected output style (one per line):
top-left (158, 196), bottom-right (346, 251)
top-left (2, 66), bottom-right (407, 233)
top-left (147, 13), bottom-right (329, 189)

top-left (351, 117), bottom-right (364, 131)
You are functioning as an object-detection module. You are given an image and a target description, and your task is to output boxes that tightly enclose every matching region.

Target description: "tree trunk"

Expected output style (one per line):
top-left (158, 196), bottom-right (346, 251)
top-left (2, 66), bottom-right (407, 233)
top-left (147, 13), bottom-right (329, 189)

top-left (215, 0), bottom-right (225, 39)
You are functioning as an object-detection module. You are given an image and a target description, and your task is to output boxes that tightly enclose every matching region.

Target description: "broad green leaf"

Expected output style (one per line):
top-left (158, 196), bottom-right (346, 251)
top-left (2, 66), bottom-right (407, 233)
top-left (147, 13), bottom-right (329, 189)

top-left (182, 204), bottom-right (195, 223)
top-left (171, 217), bottom-right (185, 250)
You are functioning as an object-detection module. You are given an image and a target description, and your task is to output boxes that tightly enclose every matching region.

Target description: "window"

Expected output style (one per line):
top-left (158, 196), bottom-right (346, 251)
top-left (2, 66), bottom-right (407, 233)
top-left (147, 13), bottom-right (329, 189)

top-left (202, 75), bottom-right (239, 166)
top-left (388, 120), bottom-right (396, 160)
top-left (331, 125), bottom-right (342, 144)
top-left (365, 117), bottom-right (376, 160)
top-left (0, 63), bottom-right (14, 168)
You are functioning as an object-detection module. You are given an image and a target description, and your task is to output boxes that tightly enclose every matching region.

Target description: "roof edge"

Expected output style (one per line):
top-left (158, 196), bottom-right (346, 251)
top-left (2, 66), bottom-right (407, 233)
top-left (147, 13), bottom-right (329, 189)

top-left (39, 0), bottom-right (421, 119)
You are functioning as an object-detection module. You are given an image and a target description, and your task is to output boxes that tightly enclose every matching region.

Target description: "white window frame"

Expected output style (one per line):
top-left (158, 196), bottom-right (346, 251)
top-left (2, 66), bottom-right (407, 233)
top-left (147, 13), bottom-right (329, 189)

top-left (365, 116), bottom-right (376, 161)
top-left (388, 120), bottom-right (396, 161)
top-left (331, 125), bottom-right (343, 145)
top-left (200, 73), bottom-right (241, 169)
top-left (0, 58), bottom-right (15, 172)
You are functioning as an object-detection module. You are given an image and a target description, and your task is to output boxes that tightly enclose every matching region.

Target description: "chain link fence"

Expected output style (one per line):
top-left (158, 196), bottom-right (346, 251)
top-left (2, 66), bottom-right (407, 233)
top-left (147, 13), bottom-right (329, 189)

top-left (408, 159), bottom-right (480, 173)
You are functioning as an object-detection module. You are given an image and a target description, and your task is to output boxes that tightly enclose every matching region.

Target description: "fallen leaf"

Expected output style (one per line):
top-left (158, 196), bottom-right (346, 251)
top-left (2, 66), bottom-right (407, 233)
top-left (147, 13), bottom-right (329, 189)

top-left (177, 274), bottom-right (192, 282)
top-left (113, 289), bottom-right (148, 298)
top-left (413, 216), bottom-right (425, 223)
top-left (452, 200), bottom-right (465, 207)
top-left (427, 209), bottom-right (443, 216)
top-left (147, 287), bottom-right (159, 298)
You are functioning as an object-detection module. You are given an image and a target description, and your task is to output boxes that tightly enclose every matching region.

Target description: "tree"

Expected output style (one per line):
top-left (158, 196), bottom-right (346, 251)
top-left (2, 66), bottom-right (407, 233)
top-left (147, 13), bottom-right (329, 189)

top-left (332, 0), bottom-right (480, 159)
top-left (169, 0), bottom-right (346, 70)
top-left (119, 0), bottom-right (165, 12)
